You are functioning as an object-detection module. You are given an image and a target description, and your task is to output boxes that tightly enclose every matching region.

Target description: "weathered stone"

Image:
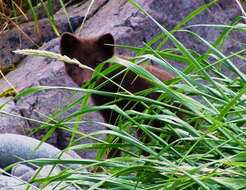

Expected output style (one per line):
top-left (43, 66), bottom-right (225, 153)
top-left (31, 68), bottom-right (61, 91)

top-left (0, 97), bottom-right (28, 134)
top-left (0, 175), bottom-right (29, 190)
top-left (0, 134), bottom-right (81, 168)
top-left (0, 38), bottom-right (60, 92)
top-left (0, 174), bottom-right (77, 190)
top-left (79, 0), bottom-right (246, 72)
top-left (0, 0), bottom-right (107, 72)
top-left (0, 0), bottom-right (109, 159)
top-left (0, 37), bottom-right (105, 158)
top-left (11, 164), bottom-right (36, 181)
top-left (0, 17), bottom-right (79, 72)
top-left (0, 134), bottom-right (81, 190)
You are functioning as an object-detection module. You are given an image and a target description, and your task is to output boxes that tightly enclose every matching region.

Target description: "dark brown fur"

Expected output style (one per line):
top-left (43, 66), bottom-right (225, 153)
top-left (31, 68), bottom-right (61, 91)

top-left (60, 32), bottom-right (174, 155)
top-left (60, 32), bottom-right (173, 123)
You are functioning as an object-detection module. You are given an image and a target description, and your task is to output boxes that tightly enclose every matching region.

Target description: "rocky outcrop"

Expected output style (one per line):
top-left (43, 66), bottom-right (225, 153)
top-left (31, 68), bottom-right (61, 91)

top-left (80, 0), bottom-right (246, 73)
top-left (0, 38), bottom-right (105, 158)
top-left (0, 0), bottom-right (108, 158)
top-left (0, 0), bottom-right (245, 159)
top-left (0, 0), bottom-right (107, 72)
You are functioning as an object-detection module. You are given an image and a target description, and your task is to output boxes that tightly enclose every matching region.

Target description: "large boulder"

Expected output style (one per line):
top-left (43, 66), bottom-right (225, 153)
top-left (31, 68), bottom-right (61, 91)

top-left (0, 134), bottom-right (82, 190)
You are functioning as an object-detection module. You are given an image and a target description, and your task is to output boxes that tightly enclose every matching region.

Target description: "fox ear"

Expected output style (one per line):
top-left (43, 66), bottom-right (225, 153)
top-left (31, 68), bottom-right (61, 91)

top-left (60, 32), bottom-right (80, 56)
top-left (96, 33), bottom-right (114, 59)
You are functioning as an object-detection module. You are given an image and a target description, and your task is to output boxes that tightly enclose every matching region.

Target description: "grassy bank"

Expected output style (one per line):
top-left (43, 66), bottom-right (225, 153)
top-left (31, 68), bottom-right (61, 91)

top-left (2, 0), bottom-right (246, 189)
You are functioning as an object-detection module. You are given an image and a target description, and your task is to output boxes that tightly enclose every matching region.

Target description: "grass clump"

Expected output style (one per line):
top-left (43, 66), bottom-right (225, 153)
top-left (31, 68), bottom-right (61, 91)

top-left (0, 0), bottom-right (68, 35)
top-left (3, 0), bottom-right (246, 189)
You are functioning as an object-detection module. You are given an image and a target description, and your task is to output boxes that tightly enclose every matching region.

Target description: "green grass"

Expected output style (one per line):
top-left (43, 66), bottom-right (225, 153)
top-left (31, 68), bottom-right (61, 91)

top-left (2, 0), bottom-right (246, 189)
top-left (0, 0), bottom-right (69, 36)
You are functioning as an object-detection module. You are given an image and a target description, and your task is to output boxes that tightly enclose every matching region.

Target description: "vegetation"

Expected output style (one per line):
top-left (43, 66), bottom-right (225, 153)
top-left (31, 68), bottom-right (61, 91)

top-left (0, 0), bottom-right (68, 36)
top-left (1, 0), bottom-right (246, 189)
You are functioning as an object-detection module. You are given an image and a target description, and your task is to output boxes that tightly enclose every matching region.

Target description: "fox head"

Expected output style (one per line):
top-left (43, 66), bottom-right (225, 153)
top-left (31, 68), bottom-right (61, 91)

top-left (60, 32), bottom-right (114, 85)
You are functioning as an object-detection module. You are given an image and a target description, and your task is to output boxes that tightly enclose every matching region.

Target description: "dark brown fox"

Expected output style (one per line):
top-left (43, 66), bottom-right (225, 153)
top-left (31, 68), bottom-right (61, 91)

top-left (60, 32), bottom-right (173, 125)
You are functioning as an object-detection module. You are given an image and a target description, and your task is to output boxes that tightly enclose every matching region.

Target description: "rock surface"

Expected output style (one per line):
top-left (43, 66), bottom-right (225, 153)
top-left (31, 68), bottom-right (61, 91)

top-left (0, 38), bottom-right (105, 158)
top-left (0, 0), bottom-right (245, 159)
top-left (0, 174), bottom-right (77, 190)
top-left (0, 134), bottom-right (81, 168)
top-left (0, 97), bottom-right (28, 134)
top-left (0, 0), bottom-right (107, 72)
top-left (0, 175), bottom-right (28, 190)
top-left (80, 0), bottom-right (246, 72)
top-left (0, 134), bottom-right (82, 189)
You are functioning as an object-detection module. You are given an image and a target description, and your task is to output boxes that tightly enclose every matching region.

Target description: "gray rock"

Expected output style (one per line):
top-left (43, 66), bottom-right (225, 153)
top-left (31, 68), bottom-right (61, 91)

top-left (11, 164), bottom-right (35, 180)
top-left (11, 164), bottom-right (62, 187)
top-left (0, 38), bottom-right (60, 92)
top-left (79, 0), bottom-right (246, 72)
top-left (0, 0), bottom-right (107, 72)
top-left (0, 16), bottom-right (82, 72)
top-left (0, 97), bottom-right (28, 134)
top-left (0, 174), bottom-right (78, 190)
top-left (0, 134), bottom-right (80, 168)
top-left (0, 175), bottom-right (31, 190)
top-left (11, 156), bottom-right (81, 188)
top-left (10, 165), bottom-right (78, 190)
top-left (11, 164), bottom-right (35, 181)
top-left (0, 37), bottom-right (105, 158)
top-left (0, 133), bottom-right (84, 189)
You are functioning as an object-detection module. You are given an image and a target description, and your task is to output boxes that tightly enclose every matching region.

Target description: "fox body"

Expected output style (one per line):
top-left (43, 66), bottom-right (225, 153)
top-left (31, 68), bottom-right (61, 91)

top-left (60, 32), bottom-right (173, 124)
